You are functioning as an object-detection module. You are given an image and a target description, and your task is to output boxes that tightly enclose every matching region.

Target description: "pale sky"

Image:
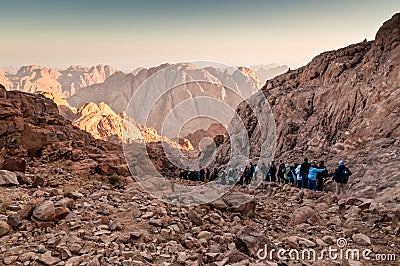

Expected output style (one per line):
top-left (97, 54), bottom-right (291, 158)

top-left (1, 0), bottom-right (400, 70)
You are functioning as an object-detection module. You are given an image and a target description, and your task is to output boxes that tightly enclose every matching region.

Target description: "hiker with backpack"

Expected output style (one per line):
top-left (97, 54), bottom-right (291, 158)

top-left (316, 160), bottom-right (329, 191)
top-left (300, 158), bottom-right (311, 189)
top-left (278, 160), bottom-right (286, 184)
top-left (307, 161), bottom-right (327, 191)
top-left (295, 163), bottom-right (302, 188)
top-left (267, 161), bottom-right (277, 182)
top-left (333, 161), bottom-right (352, 195)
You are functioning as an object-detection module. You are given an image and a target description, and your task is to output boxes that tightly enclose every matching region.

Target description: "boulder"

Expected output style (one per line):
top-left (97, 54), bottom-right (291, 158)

top-left (33, 201), bottom-right (56, 221)
top-left (55, 206), bottom-right (70, 220)
top-left (0, 158), bottom-right (26, 173)
top-left (7, 199), bottom-right (36, 227)
top-left (352, 233), bottom-right (371, 246)
top-left (235, 226), bottom-right (275, 258)
top-left (289, 206), bottom-right (321, 226)
top-left (187, 209), bottom-right (203, 226)
top-left (37, 251), bottom-right (61, 266)
top-left (223, 192), bottom-right (256, 218)
top-left (7, 214), bottom-right (21, 227)
top-left (0, 170), bottom-right (19, 186)
top-left (55, 197), bottom-right (74, 208)
top-left (19, 199), bottom-right (36, 219)
top-left (0, 221), bottom-right (11, 237)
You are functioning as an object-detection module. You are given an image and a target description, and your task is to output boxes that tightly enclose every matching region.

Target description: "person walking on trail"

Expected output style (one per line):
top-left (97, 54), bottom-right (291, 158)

top-left (220, 170), bottom-right (227, 185)
top-left (250, 162), bottom-right (255, 182)
top-left (254, 164), bottom-right (259, 181)
top-left (205, 168), bottom-right (210, 183)
top-left (244, 164), bottom-right (251, 185)
top-left (295, 163), bottom-right (302, 188)
top-left (278, 160), bottom-right (285, 184)
top-left (289, 163), bottom-right (297, 184)
top-left (316, 160), bottom-right (329, 191)
top-left (267, 161), bottom-right (277, 182)
top-left (307, 161), bottom-right (327, 191)
top-left (283, 164), bottom-right (291, 184)
top-left (238, 167), bottom-right (244, 185)
top-left (333, 161), bottom-right (352, 195)
top-left (260, 162), bottom-right (267, 181)
top-left (300, 158), bottom-right (311, 189)
top-left (199, 168), bottom-right (205, 182)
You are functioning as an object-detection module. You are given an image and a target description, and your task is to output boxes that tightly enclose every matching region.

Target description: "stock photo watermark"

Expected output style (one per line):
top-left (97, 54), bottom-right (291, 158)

top-left (257, 238), bottom-right (397, 262)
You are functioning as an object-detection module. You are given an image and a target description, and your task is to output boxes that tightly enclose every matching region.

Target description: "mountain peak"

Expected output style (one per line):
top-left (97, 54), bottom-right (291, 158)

top-left (375, 12), bottom-right (400, 51)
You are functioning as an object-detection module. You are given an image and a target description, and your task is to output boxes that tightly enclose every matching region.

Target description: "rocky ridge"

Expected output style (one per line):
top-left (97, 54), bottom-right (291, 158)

top-left (0, 84), bottom-right (187, 180)
top-left (214, 13), bottom-right (400, 204)
top-left (0, 64), bottom-right (117, 97)
top-left (73, 101), bottom-right (193, 150)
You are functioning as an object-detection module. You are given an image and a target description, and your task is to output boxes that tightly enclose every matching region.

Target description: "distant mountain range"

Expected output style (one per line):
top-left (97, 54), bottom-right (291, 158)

top-left (0, 64), bottom-right (117, 97)
top-left (0, 62), bottom-right (287, 148)
top-left (249, 64), bottom-right (289, 83)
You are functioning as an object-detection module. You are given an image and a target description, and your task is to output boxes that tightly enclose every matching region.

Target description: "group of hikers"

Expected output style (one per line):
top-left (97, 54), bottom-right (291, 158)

top-left (261, 158), bottom-right (352, 194)
top-left (178, 158), bottom-right (352, 195)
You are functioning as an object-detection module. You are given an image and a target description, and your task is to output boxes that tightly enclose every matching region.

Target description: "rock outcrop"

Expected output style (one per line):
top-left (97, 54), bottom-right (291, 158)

top-left (184, 122), bottom-right (227, 151)
top-left (73, 101), bottom-right (193, 150)
top-left (214, 13), bottom-right (400, 203)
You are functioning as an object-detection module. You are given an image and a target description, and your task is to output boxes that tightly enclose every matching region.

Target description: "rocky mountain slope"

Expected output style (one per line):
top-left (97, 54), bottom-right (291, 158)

top-left (0, 63), bottom-right (265, 147)
top-left (0, 84), bottom-right (129, 177)
top-left (68, 63), bottom-right (262, 141)
top-left (214, 13), bottom-right (400, 204)
top-left (0, 64), bottom-right (117, 97)
top-left (68, 63), bottom-right (262, 113)
top-left (73, 101), bottom-right (193, 150)
top-left (0, 84), bottom-right (188, 180)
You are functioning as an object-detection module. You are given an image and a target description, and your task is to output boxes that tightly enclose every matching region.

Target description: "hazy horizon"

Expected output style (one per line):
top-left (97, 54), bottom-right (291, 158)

top-left (1, 0), bottom-right (400, 70)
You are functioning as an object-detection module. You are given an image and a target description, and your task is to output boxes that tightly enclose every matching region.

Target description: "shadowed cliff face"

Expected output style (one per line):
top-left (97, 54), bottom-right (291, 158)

top-left (214, 13), bottom-right (400, 203)
top-left (0, 85), bottom-right (188, 178)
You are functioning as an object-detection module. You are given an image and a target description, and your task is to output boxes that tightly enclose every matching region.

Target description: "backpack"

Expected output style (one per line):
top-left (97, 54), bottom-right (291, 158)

top-left (337, 167), bottom-right (351, 183)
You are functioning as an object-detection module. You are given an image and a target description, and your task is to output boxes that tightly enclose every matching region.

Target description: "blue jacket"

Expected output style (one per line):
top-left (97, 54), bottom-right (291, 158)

top-left (308, 167), bottom-right (326, 181)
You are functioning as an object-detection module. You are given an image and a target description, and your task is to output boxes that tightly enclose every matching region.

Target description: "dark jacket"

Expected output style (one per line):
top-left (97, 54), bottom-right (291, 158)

top-left (268, 164), bottom-right (277, 177)
top-left (333, 165), bottom-right (352, 183)
top-left (300, 162), bottom-right (311, 177)
top-left (278, 163), bottom-right (286, 177)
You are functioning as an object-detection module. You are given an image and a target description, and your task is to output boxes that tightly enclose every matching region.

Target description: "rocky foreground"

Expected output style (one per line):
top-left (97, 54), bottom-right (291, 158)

top-left (0, 174), bottom-right (399, 266)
